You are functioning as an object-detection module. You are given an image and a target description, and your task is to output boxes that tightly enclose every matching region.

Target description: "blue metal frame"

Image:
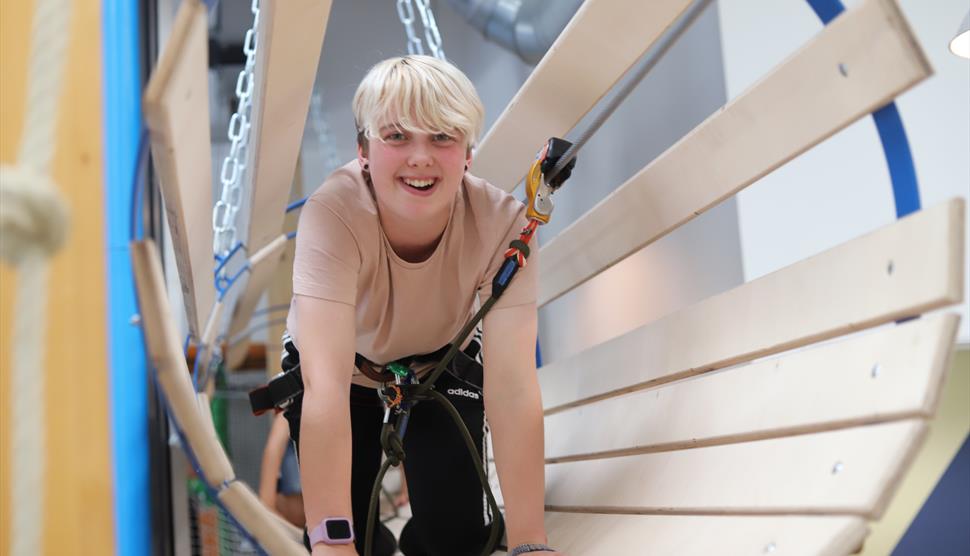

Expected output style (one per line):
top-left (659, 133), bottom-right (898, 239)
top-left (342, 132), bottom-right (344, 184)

top-left (103, 1), bottom-right (150, 553)
top-left (805, 0), bottom-right (921, 218)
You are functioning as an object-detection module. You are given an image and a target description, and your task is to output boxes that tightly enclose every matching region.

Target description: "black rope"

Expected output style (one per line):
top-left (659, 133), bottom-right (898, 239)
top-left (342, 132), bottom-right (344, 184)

top-left (364, 299), bottom-right (502, 556)
top-left (364, 390), bottom-right (502, 556)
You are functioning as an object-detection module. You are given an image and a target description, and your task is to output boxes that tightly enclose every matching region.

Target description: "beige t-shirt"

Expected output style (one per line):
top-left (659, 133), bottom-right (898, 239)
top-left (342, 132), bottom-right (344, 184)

top-left (286, 161), bottom-right (538, 387)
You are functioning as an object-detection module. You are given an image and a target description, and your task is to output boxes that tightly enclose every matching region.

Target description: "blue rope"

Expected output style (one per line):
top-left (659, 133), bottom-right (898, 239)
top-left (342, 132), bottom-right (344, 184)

top-left (805, 0), bottom-right (921, 218)
top-left (286, 197), bottom-right (308, 213)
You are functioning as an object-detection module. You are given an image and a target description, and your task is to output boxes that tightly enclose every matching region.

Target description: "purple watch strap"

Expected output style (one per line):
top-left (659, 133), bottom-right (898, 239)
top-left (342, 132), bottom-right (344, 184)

top-left (309, 517), bottom-right (355, 546)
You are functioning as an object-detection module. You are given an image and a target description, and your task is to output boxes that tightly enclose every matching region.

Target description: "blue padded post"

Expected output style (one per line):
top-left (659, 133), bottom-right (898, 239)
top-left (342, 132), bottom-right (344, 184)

top-left (103, 0), bottom-right (150, 553)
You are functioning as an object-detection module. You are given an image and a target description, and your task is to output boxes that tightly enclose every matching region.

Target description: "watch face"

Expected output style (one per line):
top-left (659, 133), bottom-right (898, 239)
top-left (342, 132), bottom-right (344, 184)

top-left (326, 519), bottom-right (353, 540)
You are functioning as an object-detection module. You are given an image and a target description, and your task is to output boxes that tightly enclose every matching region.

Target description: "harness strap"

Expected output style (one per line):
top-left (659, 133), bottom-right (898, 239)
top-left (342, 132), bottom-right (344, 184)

top-left (248, 342), bottom-right (482, 415)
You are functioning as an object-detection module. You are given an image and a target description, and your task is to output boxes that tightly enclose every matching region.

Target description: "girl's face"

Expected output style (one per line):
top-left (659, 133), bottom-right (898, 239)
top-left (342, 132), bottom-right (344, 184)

top-left (359, 125), bottom-right (472, 224)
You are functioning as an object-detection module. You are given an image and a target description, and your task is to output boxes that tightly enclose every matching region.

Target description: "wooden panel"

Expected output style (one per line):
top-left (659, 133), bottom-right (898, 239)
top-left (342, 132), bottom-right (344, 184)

top-left (1, 0), bottom-right (114, 552)
top-left (226, 234), bottom-right (288, 370)
top-left (539, 199), bottom-right (964, 413)
top-left (218, 481), bottom-right (306, 556)
top-left (473, 0), bottom-right (694, 191)
top-left (544, 419), bottom-right (926, 519)
top-left (228, 0), bottom-right (331, 369)
top-left (544, 513), bottom-right (867, 556)
top-left (244, 0), bottom-right (331, 253)
top-left (537, 0), bottom-right (932, 307)
top-left (143, 0), bottom-right (215, 337)
top-left (130, 240), bottom-right (234, 486)
top-left (544, 314), bottom-right (959, 461)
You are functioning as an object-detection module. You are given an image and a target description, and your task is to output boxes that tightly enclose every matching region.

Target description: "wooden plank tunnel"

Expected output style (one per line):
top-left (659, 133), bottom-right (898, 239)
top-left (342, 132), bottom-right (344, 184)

top-left (225, 0), bottom-right (333, 369)
top-left (126, 0), bottom-right (965, 552)
top-left (143, 0), bottom-right (215, 339)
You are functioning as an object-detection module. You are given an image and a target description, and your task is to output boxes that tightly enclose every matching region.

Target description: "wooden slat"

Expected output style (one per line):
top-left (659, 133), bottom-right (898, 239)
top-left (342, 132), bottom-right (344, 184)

top-left (544, 419), bottom-right (926, 519)
top-left (218, 481), bottom-right (306, 556)
top-left (143, 0), bottom-right (215, 338)
top-left (244, 0), bottom-right (331, 253)
top-left (226, 234), bottom-right (288, 370)
top-left (544, 314), bottom-right (959, 462)
top-left (537, 0), bottom-right (932, 307)
top-left (131, 240), bottom-right (234, 487)
top-left (227, 0), bottom-right (331, 366)
top-left (539, 199), bottom-right (964, 413)
top-left (473, 0), bottom-right (695, 190)
top-left (268, 510), bottom-right (304, 545)
top-left (544, 513), bottom-right (867, 556)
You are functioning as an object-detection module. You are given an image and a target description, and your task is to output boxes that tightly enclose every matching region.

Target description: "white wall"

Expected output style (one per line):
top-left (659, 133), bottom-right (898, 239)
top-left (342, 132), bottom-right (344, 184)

top-left (718, 0), bottom-right (970, 344)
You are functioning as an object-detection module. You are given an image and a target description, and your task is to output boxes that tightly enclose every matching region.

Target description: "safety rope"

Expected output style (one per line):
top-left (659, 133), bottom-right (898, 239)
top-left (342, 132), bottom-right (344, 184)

top-left (0, 0), bottom-right (72, 554)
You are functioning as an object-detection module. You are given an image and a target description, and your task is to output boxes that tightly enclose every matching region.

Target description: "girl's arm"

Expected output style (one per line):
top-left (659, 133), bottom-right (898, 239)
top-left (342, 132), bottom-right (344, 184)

top-left (482, 302), bottom-right (559, 554)
top-left (294, 294), bottom-right (359, 556)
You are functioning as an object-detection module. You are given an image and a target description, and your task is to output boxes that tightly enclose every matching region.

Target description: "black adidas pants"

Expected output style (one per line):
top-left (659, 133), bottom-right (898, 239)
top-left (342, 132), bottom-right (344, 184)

top-left (280, 338), bottom-right (504, 556)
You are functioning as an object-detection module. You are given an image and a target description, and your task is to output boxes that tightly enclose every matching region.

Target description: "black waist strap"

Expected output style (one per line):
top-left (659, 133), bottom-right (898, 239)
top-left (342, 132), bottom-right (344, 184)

top-left (249, 343), bottom-right (482, 416)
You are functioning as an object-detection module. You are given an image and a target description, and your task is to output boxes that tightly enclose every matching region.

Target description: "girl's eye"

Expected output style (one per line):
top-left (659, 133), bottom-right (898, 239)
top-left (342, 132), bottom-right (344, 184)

top-left (385, 131), bottom-right (406, 141)
top-left (433, 133), bottom-right (454, 142)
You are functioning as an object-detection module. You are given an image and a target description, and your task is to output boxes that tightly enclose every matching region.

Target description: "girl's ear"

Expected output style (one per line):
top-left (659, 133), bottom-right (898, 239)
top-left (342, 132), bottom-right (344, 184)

top-left (357, 143), bottom-right (368, 171)
top-left (465, 146), bottom-right (473, 172)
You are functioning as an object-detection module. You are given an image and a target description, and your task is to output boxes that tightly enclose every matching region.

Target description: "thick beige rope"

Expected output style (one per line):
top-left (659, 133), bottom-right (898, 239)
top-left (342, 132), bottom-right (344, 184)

top-left (0, 0), bottom-right (72, 553)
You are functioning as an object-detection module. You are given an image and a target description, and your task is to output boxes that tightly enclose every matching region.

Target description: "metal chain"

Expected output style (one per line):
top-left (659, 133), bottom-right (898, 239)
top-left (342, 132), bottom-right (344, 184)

top-left (213, 0), bottom-right (260, 257)
top-left (414, 0), bottom-right (446, 60)
top-left (396, 0), bottom-right (446, 60)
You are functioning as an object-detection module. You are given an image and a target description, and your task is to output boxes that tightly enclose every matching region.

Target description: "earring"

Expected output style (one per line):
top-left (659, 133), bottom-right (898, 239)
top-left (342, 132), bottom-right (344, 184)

top-left (464, 164), bottom-right (468, 172)
top-left (363, 163), bottom-right (369, 171)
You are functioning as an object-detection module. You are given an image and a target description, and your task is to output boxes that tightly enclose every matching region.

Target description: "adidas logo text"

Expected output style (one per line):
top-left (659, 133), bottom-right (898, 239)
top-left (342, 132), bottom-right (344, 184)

top-left (446, 387), bottom-right (480, 400)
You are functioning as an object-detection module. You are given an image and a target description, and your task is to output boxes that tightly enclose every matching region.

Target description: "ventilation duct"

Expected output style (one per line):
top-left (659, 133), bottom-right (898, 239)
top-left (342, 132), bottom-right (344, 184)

top-left (446, 0), bottom-right (584, 65)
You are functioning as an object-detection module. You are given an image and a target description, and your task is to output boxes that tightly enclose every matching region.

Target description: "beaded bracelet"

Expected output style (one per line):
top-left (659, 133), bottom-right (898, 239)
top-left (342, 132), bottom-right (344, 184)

top-left (509, 543), bottom-right (555, 556)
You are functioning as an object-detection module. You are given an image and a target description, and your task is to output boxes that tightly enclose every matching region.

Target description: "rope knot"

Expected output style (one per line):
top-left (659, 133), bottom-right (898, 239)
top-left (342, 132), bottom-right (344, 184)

top-left (0, 163), bottom-right (69, 264)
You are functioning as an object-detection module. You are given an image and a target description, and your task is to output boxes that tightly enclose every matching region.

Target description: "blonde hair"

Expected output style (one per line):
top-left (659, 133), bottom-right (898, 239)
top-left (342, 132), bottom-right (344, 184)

top-left (352, 55), bottom-right (485, 149)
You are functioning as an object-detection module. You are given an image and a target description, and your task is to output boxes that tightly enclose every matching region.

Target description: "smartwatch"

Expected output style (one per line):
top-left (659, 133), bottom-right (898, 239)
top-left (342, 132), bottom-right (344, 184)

top-left (309, 517), bottom-right (355, 546)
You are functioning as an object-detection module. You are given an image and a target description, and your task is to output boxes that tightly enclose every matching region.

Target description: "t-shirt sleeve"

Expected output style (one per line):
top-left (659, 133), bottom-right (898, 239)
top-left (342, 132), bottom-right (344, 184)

top-left (478, 207), bottom-right (539, 310)
top-left (292, 198), bottom-right (361, 306)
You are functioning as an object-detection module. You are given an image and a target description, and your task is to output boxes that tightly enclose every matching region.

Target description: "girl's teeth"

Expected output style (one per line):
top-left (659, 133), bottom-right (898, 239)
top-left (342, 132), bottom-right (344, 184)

top-left (404, 179), bottom-right (434, 189)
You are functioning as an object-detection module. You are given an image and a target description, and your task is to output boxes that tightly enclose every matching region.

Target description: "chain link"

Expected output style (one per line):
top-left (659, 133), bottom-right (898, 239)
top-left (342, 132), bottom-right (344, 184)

top-left (213, 0), bottom-right (260, 257)
top-left (396, 0), bottom-right (446, 60)
top-left (414, 0), bottom-right (445, 60)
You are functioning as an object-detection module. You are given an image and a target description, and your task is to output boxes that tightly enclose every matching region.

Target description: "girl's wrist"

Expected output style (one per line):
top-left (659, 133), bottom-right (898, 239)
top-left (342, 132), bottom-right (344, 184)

top-left (509, 543), bottom-right (556, 556)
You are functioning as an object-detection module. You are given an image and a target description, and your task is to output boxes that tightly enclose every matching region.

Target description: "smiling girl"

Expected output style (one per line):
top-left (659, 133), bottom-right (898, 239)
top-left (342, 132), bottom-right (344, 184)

top-left (282, 56), bottom-right (559, 556)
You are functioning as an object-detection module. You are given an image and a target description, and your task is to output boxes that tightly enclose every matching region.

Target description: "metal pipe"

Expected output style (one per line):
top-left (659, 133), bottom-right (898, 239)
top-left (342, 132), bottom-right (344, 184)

top-left (446, 0), bottom-right (583, 65)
